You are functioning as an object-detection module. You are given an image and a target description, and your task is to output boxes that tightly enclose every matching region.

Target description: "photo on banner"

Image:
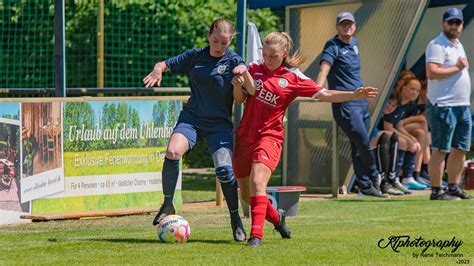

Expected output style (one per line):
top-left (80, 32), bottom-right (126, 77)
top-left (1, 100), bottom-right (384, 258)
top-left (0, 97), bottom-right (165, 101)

top-left (20, 102), bottom-right (65, 203)
top-left (0, 103), bottom-right (30, 213)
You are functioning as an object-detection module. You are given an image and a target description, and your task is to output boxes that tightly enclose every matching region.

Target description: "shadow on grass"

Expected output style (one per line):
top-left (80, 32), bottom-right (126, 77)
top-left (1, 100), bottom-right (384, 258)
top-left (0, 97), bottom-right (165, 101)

top-left (48, 238), bottom-right (158, 244)
top-left (54, 238), bottom-right (235, 245)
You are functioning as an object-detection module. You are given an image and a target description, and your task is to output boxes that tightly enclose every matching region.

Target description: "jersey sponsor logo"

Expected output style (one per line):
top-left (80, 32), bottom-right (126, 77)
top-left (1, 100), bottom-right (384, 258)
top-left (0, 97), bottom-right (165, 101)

top-left (257, 87), bottom-right (279, 107)
top-left (254, 79), bottom-right (279, 107)
top-left (342, 49), bottom-right (349, 55)
top-left (353, 45), bottom-right (359, 55)
top-left (217, 65), bottom-right (227, 74)
top-left (254, 72), bottom-right (264, 76)
top-left (278, 78), bottom-right (288, 88)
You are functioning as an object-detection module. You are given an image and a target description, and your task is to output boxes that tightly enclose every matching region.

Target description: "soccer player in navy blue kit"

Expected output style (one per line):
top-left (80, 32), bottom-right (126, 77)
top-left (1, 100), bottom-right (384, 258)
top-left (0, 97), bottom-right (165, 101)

top-left (316, 12), bottom-right (387, 198)
top-left (143, 19), bottom-right (254, 241)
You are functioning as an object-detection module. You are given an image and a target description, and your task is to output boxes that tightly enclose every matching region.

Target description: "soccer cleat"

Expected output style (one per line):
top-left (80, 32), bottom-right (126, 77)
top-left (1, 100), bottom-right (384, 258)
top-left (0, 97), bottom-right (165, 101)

top-left (430, 192), bottom-right (461, 201)
top-left (370, 174), bottom-right (382, 192)
top-left (381, 182), bottom-right (404, 195)
top-left (231, 218), bottom-right (247, 242)
top-left (393, 180), bottom-right (412, 194)
top-left (402, 178), bottom-right (428, 190)
top-left (247, 236), bottom-right (263, 247)
top-left (416, 177), bottom-right (431, 187)
top-left (274, 209), bottom-right (291, 239)
top-left (152, 204), bottom-right (176, 226)
top-left (446, 189), bottom-right (472, 200)
top-left (358, 186), bottom-right (389, 198)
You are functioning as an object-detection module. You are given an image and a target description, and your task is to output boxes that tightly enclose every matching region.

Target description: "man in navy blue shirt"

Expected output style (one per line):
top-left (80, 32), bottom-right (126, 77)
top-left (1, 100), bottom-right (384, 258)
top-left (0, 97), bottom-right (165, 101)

top-left (143, 19), bottom-right (254, 241)
top-left (316, 12), bottom-right (387, 198)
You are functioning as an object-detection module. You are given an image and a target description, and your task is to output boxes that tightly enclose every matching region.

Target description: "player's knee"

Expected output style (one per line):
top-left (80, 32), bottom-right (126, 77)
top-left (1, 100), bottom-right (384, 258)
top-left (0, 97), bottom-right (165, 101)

top-left (166, 149), bottom-right (182, 160)
top-left (212, 147), bottom-right (234, 183)
top-left (215, 165), bottom-right (235, 183)
top-left (377, 132), bottom-right (390, 146)
top-left (250, 178), bottom-right (266, 194)
top-left (390, 132), bottom-right (398, 143)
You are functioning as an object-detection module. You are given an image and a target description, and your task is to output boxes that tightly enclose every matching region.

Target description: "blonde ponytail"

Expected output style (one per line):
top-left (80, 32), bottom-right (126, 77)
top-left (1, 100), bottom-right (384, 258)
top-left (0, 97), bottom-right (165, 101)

top-left (264, 32), bottom-right (305, 68)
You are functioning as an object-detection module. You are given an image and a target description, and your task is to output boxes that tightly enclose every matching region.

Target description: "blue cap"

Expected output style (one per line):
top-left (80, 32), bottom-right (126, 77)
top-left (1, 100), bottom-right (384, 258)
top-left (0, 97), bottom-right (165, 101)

top-left (443, 8), bottom-right (463, 22)
top-left (336, 12), bottom-right (355, 25)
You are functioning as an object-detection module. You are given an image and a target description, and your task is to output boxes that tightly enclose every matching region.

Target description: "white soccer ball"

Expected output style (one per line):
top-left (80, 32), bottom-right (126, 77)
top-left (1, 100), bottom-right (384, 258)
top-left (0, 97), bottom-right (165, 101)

top-left (156, 215), bottom-right (191, 243)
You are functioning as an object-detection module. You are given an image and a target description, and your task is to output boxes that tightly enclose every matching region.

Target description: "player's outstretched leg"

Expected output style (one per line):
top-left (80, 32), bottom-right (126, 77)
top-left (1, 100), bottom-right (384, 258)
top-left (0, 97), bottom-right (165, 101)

top-left (216, 165), bottom-right (247, 242)
top-left (152, 158), bottom-right (179, 225)
top-left (213, 148), bottom-right (246, 242)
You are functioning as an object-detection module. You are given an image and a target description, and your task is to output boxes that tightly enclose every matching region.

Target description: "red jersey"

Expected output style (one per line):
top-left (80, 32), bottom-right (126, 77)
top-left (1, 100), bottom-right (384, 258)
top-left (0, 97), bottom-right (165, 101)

top-left (236, 62), bottom-right (326, 143)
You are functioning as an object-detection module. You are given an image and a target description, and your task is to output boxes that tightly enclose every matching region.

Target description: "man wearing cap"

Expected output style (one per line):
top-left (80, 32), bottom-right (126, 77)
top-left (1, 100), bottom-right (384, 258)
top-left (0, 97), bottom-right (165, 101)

top-left (316, 12), bottom-right (387, 198)
top-left (426, 7), bottom-right (472, 200)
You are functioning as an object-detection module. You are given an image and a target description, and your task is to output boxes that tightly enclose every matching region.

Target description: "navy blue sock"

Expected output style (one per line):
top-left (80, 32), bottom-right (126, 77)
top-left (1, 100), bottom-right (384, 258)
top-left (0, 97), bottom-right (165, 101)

top-left (221, 179), bottom-right (240, 219)
top-left (216, 166), bottom-right (240, 219)
top-left (448, 183), bottom-right (458, 192)
top-left (162, 158), bottom-right (180, 206)
top-left (402, 152), bottom-right (417, 179)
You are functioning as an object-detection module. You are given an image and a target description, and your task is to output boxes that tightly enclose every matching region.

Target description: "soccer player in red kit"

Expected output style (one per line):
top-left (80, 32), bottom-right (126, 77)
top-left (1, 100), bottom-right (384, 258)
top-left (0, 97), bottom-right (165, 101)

top-left (232, 32), bottom-right (378, 247)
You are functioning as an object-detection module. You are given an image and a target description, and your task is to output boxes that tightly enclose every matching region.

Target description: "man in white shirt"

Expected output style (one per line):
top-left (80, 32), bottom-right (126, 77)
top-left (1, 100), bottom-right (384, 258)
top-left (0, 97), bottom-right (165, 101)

top-left (426, 7), bottom-right (472, 200)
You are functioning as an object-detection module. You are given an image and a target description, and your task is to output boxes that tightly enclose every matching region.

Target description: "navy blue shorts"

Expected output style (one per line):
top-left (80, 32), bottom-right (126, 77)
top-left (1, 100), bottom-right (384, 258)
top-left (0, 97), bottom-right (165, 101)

top-left (172, 118), bottom-right (233, 154)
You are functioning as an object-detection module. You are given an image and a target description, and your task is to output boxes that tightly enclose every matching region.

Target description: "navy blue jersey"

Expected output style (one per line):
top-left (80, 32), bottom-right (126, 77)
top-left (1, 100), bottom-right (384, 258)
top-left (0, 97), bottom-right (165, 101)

top-left (165, 47), bottom-right (244, 129)
top-left (384, 102), bottom-right (418, 125)
top-left (320, 36), bottom-right (365, 106)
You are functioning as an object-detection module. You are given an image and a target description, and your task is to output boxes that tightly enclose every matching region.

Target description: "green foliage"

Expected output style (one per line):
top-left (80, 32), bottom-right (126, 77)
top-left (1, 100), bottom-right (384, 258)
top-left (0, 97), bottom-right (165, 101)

top-left (184, 141), bottom-right (214, 168)
top-left (63, 100), bottom-right (179, 152)
top-left (63, 102), bottom-right (95, 151)
top-left (0, 1), bottom-right (279, 88)
top-left (22, 132), bottom-right (37, 176)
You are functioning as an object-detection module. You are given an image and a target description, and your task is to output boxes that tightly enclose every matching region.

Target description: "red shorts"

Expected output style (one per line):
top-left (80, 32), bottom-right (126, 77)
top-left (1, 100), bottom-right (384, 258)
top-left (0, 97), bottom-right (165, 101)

top-left (233, 137), bottom-right (282, 179)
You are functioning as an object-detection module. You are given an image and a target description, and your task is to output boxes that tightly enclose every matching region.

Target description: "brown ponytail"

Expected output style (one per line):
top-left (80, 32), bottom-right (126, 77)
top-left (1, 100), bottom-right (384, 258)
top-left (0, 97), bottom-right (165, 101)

top-left (209, 18), bottom-right (236, 37)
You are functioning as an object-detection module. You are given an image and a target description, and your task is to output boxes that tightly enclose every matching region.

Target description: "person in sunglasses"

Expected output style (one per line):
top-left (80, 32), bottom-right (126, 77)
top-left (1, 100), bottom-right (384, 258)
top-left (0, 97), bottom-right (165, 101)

top-left (425, 7), bottom-right (471, 200)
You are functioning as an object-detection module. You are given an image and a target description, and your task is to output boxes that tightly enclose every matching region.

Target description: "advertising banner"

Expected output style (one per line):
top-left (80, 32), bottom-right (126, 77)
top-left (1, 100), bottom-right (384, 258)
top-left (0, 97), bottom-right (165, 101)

top-left (32, 100), bottom-right (182, 214)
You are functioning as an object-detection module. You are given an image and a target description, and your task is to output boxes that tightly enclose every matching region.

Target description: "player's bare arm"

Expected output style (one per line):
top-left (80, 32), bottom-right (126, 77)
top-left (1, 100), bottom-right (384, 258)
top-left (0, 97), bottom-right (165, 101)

top-left (232, 75), bottom-right (246, 104)
top-left (315, 87), bottom-right (378, 103)
top-left (143, 61), bottom-right (169, 88)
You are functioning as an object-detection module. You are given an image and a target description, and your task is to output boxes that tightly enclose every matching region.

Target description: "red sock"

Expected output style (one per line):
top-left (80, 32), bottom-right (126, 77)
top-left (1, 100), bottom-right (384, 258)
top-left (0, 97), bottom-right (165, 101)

top-left (250, 196), bottom-right (268, 240)
top-left (266, 200), bottom-right (279, 225)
